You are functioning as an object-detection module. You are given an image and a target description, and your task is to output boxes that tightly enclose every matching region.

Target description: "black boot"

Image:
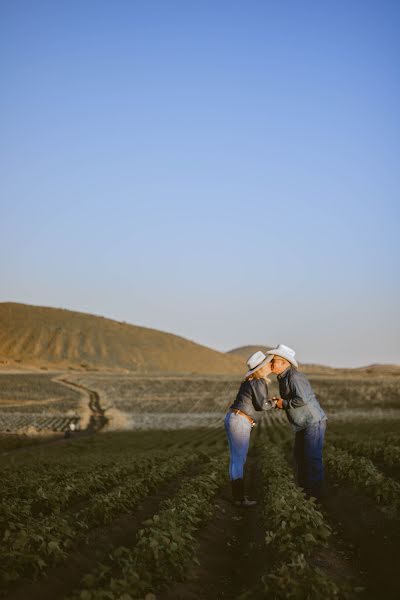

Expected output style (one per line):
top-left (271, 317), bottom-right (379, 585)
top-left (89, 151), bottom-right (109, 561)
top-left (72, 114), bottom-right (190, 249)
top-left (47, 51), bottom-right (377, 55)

top-left (231, 478), bottom-right (244, 504)
top-left (231, 479), bottom-right (256, 507)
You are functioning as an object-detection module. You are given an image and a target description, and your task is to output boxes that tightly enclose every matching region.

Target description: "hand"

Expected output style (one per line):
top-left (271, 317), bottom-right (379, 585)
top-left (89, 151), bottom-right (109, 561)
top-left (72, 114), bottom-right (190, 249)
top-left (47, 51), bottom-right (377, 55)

top-left (272, 397), bottom-right (284, 409)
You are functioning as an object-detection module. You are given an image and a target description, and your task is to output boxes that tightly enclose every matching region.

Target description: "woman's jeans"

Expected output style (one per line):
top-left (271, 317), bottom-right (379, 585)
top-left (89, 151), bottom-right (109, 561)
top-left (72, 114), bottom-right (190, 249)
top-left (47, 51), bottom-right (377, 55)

top-left (293, 419), bottom-right (327, 499)
top-left (224, 411), bottom-right (252, 480)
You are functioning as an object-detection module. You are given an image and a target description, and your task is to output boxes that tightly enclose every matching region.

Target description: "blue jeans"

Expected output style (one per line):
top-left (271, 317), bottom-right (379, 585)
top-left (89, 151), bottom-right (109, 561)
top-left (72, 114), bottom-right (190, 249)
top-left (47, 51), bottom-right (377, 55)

top-left (293, 419), bottom-right (326, 499)
top-left (224, 411), bottom-right (252, 480)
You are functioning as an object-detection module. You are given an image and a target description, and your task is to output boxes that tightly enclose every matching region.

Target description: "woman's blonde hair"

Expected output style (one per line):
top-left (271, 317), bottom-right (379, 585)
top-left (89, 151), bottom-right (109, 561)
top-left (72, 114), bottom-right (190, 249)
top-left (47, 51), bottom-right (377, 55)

top-left (246, 369), bottom-right (264, 381)
top-left (245, 361), bottom-right (271, 382)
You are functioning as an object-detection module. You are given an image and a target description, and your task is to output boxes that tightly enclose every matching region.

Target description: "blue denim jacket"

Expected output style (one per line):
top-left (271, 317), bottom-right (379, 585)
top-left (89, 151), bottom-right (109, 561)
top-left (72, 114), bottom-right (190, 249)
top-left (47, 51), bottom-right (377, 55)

top-left (229, 378), bottom-right (274, 422)
top-left (278, 367), bottom-right (327, 432)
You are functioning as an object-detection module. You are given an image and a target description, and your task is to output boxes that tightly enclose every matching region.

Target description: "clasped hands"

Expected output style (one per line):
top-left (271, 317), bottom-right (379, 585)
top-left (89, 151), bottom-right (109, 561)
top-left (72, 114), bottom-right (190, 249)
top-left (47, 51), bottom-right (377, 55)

top-left (271, 397), bottom-right (284, 409)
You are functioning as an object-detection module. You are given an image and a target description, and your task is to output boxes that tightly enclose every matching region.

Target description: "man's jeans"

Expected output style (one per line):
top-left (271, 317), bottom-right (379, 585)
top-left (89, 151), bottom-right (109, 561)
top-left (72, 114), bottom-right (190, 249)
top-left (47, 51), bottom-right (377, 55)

top-left (224, 411), bottom-right (252, 480)
top-left (293, 419), bottom-right (326, 499)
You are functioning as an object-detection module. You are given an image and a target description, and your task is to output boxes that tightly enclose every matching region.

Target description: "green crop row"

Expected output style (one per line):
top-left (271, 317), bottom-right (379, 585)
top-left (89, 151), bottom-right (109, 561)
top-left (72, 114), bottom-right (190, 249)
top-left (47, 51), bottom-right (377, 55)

top-left (325, 445), bottom-right (400, 514)
top-left (1, 447), bottom-right (165, 497)
top-left (0, 451), bottom-right (199, 589)
top-left (0, 451), bottom-right (179, 528)
top-left (248, 443), bottom-right (355, 600)
top-left (67, 456), bottom-right (227, 600)
top-left (332, 438), bottom-right (400, 470)
top-left (0, 432), bottom-right (59, 452)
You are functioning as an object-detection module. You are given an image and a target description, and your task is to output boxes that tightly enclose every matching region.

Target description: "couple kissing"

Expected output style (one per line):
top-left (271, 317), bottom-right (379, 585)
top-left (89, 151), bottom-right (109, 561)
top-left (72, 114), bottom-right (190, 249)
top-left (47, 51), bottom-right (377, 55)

top-left (224, 344), bottom-right (327, 507)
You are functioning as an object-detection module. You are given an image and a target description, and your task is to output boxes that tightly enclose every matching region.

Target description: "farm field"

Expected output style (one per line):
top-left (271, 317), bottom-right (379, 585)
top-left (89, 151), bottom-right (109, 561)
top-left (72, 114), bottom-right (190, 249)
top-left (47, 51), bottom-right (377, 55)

top-left (1, 412), bottom-right (400, 599)
top-left (2, 372), bottom-right (400, 436)
top-left (0, 373), bottom-right (83, 435)
top-left (1, 371), bottom-right (400, 598)
top-left (65, 371), bottom-right (400, 413)
top-left (0, 374), bottom-right (82, 413)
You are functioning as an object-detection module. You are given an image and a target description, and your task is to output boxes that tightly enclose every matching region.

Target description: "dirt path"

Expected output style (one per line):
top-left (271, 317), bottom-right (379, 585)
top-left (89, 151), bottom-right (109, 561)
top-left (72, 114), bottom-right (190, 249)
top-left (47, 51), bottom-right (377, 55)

top-left (56, 377), bottom-right (108, 432)
top-left (160, 451), bottom-right (269, 600)
top-left (160, 448), bottom-right (362, 600)
top-left (0, 378), bottom-right (109, 456)
top-left (4, 460), bottom-right (204, 600)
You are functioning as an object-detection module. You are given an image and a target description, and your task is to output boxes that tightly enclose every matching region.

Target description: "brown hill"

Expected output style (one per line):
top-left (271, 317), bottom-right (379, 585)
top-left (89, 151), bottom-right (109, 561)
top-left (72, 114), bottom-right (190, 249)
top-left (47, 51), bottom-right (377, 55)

top-left (0, 303), bottom-right (244, 375)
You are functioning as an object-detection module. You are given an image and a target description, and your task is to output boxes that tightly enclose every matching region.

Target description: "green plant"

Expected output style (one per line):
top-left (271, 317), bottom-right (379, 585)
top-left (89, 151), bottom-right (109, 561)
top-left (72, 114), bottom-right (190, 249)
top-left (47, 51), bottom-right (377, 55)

top-left (67, 456), bottom-right (227, 600)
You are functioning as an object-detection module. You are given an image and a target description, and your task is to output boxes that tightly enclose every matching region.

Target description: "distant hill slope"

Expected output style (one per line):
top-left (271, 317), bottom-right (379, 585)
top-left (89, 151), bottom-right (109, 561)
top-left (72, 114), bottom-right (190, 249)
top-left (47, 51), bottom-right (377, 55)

top-left (0, 303), bottom-right (244, 374)
top-left (228, 346), bottom-right (400, 376)
top-left (227, 345), bottom-right (273, 360)
top-left (228, 345), bottom-right (349, 374)
top-left (227, 345), bottom-right (337, 375)
top-left (352, 364), bottom-right (400, 376)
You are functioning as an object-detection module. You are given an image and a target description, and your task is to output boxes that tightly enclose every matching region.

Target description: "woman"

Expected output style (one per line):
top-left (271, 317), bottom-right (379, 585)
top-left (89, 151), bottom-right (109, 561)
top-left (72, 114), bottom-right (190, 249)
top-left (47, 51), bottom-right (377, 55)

top-left (224, 350), bottom-right (274, 507)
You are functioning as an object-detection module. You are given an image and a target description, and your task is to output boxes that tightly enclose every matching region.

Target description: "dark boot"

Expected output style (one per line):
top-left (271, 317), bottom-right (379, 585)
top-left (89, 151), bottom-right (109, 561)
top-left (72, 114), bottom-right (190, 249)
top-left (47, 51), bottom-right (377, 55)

top-left (231, 478), bottom-right (244, 504)
top-left (231, 479), bottom-right (257, 507)
top-left (242, 477), bottom-right (257, 507)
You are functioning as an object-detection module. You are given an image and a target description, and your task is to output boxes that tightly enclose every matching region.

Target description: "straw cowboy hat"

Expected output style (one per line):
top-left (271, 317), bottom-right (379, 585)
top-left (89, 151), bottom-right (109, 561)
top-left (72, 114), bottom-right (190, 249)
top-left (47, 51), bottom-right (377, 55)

top-left (245, 350), bottom-right (272, 378)
top-left (267, 344), bottom-right (298, 368)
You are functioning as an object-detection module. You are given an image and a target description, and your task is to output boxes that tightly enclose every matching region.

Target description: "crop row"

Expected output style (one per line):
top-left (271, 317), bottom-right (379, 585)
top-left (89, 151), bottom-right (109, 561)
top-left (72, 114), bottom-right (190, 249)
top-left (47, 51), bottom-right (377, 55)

top-left (0, 451), bottom-right (182, 534)
top-left (0, 426), bottom-right (224, 499)
top-left (1, 444), bottom-right (171, 497)
top-left (324, 445), bottom-right (400, 515)
top-left (0, 451), bottom-right (199, 588)
top-left (252, 442), bottom-right (354, 599)
top-left (72, 374), bottom-right (240, 413)
top-left (258, 417), bottom-right (291, 444)
top-left (0, 432), bottom-right (55, 452)
top-left (0, 413), bottom-right (79, 432)
top-left (0, 436), bottom-right (188, 493)
top-left (67, 455), bottom-right (227, 600)
top-left (0, 374), bottom-right (81, 404)
top-left (332, 437), bottom-right (400, 471)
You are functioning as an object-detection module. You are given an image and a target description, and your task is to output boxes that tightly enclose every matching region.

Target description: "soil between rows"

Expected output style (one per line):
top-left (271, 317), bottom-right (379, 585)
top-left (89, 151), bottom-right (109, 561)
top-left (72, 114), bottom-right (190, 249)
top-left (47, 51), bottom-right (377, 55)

top-left (160, 450), bottom-right (361, 600)
top-left (160, 452), bottom-right (268, 600)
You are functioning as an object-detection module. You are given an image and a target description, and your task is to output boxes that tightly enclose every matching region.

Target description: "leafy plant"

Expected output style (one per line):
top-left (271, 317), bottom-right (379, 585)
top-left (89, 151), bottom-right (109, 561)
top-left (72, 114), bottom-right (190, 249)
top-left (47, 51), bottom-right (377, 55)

top-left (67, 456), bottom-right (227, 600)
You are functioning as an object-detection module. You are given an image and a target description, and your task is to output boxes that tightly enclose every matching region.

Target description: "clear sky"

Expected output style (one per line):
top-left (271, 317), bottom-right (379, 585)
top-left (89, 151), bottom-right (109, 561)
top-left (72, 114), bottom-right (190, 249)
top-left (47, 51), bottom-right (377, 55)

top-left (1, 1), bottom-right (399, 367)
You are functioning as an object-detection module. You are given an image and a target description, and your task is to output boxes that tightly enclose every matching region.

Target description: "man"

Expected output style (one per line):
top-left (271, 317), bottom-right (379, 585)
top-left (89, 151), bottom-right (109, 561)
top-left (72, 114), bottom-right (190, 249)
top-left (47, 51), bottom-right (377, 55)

top-left (267, 344), bottom-right (327, 501)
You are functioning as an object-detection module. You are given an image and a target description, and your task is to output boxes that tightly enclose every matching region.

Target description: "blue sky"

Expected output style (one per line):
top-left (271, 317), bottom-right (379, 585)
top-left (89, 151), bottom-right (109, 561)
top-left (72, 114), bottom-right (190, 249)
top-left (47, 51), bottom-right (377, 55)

top-left (1, 1), bottom-right (399, 367)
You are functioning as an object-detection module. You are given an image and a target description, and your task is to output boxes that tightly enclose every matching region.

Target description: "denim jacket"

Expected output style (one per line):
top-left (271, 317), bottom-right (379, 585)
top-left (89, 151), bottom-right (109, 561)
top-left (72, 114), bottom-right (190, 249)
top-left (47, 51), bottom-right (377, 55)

top-left (229, 378), bottom-right (274, 422)
top-left (278, 367), bottom-right (327, 432)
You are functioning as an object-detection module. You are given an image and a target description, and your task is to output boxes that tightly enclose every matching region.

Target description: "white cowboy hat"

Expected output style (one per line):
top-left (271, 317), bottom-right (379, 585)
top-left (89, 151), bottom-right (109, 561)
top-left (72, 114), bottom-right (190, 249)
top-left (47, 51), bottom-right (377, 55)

top-left (245, 350), bottom-right (272, 378)
top-left (266, 344), bottom-right (298, 368)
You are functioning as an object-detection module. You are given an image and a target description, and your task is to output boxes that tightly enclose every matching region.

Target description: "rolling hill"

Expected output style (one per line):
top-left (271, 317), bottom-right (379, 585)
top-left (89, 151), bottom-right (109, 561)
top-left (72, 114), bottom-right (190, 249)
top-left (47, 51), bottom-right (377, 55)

top-left (228, 345), bottom-right (400, 376)
top-left (227, 345), bottom-right (273, 360)
top-left (228, 345), bottom-right (347, 374)
top-left (0, 303), bottom-right (244, 374)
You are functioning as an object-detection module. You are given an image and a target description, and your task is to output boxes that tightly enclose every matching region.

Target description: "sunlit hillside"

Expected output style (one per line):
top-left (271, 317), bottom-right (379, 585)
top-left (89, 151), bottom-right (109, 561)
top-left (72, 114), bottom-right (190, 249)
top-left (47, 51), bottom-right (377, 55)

top-left (0, 303), bottom-right (244, 374)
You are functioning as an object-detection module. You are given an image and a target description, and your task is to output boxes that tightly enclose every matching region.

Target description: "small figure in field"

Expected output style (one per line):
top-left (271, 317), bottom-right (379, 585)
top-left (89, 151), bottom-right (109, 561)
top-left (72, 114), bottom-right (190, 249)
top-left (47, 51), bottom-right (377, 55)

top-left (268, 344), bottom-right (327, 502)
top-left (64, 421), bottom-right (76, 439)
top-left (225, 351), bottom-right (275, 507)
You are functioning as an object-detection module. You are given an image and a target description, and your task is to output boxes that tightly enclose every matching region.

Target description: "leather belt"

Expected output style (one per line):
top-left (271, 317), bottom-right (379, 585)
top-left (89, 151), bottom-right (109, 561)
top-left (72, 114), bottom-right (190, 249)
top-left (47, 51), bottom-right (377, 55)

top-left (230, 408), bottom-right (255, 427)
